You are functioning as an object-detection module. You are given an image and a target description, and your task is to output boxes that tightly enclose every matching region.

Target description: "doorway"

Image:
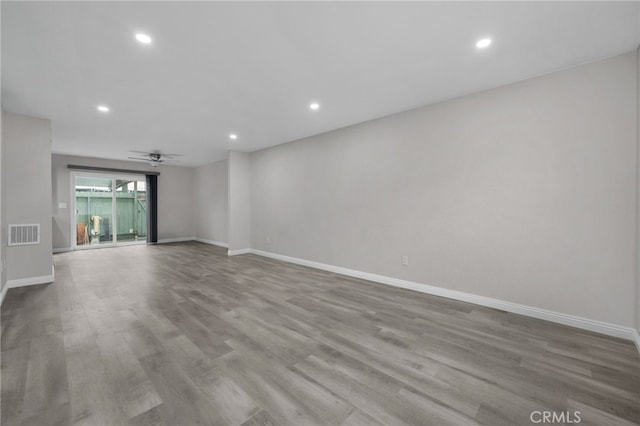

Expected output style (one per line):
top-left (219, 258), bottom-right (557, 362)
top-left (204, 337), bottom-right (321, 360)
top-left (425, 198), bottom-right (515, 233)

top-left (72, 172), bottom-right (147, 248)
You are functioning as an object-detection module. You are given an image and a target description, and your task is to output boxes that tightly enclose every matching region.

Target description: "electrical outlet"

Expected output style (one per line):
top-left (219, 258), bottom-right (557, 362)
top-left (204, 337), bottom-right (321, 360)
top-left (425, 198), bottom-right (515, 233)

top-left (58, 202), bottom-right (67, 209)
top-left (266, 236), bottom-right (271, 244)
top-left (402, 255), bottom-right (409, 266)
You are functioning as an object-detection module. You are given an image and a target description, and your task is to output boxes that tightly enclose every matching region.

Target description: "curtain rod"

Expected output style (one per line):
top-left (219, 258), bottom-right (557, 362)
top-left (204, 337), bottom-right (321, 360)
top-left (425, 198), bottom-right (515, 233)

top-left (67, 165), bottom-right (160, 176)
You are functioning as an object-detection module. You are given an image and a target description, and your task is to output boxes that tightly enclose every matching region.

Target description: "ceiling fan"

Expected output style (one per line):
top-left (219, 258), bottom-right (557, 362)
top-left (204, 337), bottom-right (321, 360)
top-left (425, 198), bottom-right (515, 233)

top-left (128, 150), bottom-right (181, 167)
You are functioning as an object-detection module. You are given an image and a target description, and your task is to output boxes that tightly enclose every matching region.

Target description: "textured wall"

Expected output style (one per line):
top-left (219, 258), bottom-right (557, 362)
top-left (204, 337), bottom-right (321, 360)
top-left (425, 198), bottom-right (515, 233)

top-left (228, 152), bottom-right (251, 251)
top-left (194, 159), bottom-right (228, 243)
top-left (3, 112), bottom-right (53, 281)
top-left (251, 52), bottom-right (638, 327)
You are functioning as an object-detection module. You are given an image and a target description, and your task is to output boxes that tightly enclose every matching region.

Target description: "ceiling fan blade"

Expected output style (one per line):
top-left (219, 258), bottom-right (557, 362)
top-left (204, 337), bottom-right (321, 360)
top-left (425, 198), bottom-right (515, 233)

top-left (128, 150), bottom-right (182, 166)
top-left (129, 150), bottom-right (182, 158)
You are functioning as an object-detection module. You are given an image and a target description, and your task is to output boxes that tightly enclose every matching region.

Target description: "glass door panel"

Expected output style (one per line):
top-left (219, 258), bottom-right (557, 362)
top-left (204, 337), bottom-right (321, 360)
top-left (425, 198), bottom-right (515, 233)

top-left (115, 179), bottom-right (147, 243)
top-left (75, 176), bottom-right (114, 246)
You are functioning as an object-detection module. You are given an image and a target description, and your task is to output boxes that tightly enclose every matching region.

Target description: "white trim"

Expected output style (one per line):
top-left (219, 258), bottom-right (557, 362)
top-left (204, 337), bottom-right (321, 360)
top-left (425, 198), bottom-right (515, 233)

top-left (0, 283), bottom-right (9, 306)
top-left (1, 266), bottom-right (55, 305)
top-left (193, 238), bottom-right (229, 248)
top-left (60, 238), bottom-right (230, 250)
top-left (228, 248), bottom-right (251, 256)
top-left (157, 237), bottom-right (195, 244)
top-left (249, 249), bottom-right (639, 344)
top-left (70, 171), bottom-right (75, 250)
top-left (632, 330), bottom-right (640, 353)
top-left (53, 247), bottom-right (73, 254)
top-left (77, 241), bottom-right (146, 250)
top-left (5, 265), bottom-right (55, 289)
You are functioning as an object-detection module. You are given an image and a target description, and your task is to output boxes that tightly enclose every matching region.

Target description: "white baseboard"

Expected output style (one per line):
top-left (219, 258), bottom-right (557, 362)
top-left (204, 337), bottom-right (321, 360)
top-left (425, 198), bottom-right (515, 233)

top-left (5, 266), bottom-right (55, 289)
top-left (157, 237), bottom-right (196, 244)
top-left (228, 248), bottom-right (252, 256)
top-left (58, 238), bottom-right (230, 250)
top-left (0, 282), bottom-right (9, 306)
top-left (633, 330), bottom-right (640, 353)
top-left (1, 266), bottom-right (55, 305)
top-left (249, 249), bottom-right (639, 344)
top-left (193, 238), bottom-right (229, 248)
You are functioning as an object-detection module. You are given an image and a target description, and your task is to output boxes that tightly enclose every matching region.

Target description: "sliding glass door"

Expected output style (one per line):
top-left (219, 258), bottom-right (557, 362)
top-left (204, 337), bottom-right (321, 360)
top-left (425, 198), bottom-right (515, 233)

top-left (75, 176), bottom-right (114, 246)
top-left (73, 173), bottom-right (147, 248)
top-left (115, 179), bottom-right (147, 243)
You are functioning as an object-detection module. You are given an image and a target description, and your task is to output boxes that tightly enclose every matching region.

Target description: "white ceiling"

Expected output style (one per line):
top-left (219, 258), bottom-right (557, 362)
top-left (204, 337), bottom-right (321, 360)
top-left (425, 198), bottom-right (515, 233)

top-left (2, 1), bottom-right (639, 167)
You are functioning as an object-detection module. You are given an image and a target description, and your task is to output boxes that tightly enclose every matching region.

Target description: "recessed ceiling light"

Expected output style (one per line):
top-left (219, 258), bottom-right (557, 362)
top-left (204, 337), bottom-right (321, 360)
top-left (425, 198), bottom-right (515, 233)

top-left (135, 33), bottom-right (152, 44)
top-left (229, 133), bottom-right (238, 140)
top-left (476, 38), bottom-right (492, 49)
top-left (97, 105), bottom-right (110, 112)
top-left (309, 102), bottom-right (320, 111)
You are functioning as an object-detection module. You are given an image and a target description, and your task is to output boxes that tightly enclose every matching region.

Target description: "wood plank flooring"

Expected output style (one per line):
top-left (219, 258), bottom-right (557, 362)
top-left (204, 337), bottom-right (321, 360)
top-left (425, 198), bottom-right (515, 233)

top-left (2, 241), bottom-right (639, 425)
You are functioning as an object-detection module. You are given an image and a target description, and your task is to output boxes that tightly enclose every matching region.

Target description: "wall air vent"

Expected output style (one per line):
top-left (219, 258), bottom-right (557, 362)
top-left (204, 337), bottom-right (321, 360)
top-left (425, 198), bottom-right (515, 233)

top-left (8, 224), bottom-right (40, 246)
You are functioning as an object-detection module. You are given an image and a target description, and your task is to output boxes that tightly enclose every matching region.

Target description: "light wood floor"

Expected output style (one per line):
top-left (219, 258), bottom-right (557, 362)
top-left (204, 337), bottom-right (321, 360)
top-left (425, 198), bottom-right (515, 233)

top-left (2, 242), bottom-right (639, 425)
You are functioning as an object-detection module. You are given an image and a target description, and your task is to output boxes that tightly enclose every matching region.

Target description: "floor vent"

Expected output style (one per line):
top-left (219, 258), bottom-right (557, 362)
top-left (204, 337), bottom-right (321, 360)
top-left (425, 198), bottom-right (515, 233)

top-left (9, 224), bottom-right (40, 246)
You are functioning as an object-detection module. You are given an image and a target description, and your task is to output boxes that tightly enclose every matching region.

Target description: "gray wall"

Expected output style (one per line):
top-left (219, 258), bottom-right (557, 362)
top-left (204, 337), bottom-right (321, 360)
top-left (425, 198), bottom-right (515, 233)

top-left (251, 52), bottom-right (638, 327)
top-left (228, 152), bottom-right (251, 251)
top-left (0, 110), bottom-right (5, 292)
top-left (194, 159), bottom-right (228, 243)
top-left (637, 45), bottom-right (640, 334)
top-left (52, 154), bottom-right (195, 249)
top-left (3, 112), bottom-right (53, 281)
top-left (0, 6), bottom-right (4, 294)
